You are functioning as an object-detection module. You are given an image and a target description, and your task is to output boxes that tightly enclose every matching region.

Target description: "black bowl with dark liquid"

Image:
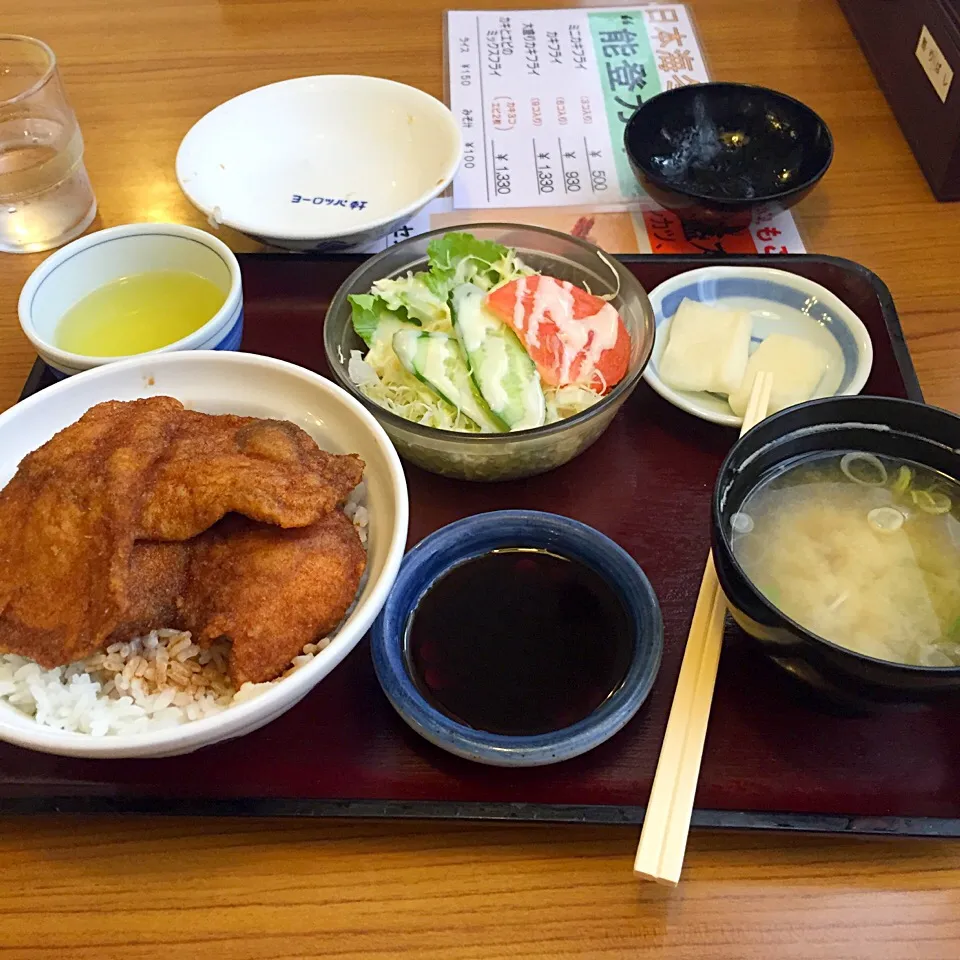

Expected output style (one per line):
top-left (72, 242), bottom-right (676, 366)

top-left (712, 395), bottom-right (960, 710)
top-left (624, 82), bottom-right (833, 231)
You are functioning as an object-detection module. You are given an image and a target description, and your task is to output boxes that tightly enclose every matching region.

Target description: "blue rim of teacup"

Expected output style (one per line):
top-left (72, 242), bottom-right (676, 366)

top-left (642, 265), bottom-right (874, 428)
top-left (371, 510), bottom-right (664, 767)
top-left (18, 223), bottom-right (243, 373)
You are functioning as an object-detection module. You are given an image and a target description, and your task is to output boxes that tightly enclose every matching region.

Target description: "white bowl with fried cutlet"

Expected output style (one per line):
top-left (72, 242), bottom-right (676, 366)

top-left (0, 351), bottom-right (408, 757)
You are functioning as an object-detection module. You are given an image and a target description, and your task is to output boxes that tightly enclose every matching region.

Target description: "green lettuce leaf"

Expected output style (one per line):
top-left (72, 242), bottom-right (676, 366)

top-left (427, 233), bottom-right (510, 274)
top-left (426, 232), bottom-right (532, 295)
top-left (348, 294), bottom-right (382, 346)
top-left (369, 274), bottom-right (450, 331)
top-left (348, 292), bottom-right (418, 346)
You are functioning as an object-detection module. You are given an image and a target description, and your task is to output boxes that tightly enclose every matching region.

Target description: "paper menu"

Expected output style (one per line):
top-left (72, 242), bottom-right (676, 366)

top-left (448, 5), bottom-right (709, 210)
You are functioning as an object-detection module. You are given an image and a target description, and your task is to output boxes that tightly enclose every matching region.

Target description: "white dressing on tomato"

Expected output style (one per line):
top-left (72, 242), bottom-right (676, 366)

top-left (575, 303), bottom-right (621, 380)
top-left (512, 276), bottom-right (620, 385)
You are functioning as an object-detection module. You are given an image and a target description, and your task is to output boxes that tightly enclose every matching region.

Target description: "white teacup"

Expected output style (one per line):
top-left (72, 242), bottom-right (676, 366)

top-left (18, 222), bottom-right (243, 377)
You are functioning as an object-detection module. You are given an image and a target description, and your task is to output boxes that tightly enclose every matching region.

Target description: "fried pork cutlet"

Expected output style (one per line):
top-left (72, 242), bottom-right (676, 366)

top-left (178, 512), bottom-right (367, 685)
top-left (0, 397), bottom-right (365, 671)
top-left (0, 398), bottom-right (182, 667)
top-left (137, 413), bottom-right (365, 541)
top-left (108, 541), bottom-right (191, 644)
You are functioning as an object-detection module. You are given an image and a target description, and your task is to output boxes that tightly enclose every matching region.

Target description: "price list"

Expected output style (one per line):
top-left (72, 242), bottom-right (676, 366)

top-left (448, 6), bottom-right (708, 210)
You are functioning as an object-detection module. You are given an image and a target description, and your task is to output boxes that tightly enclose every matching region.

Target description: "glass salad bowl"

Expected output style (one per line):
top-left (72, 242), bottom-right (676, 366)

top-left (323, 224), bottom-right (656, 481)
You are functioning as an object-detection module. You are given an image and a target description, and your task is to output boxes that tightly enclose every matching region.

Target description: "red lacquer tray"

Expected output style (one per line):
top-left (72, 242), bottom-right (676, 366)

top-left (6, 254), bottom-right (957, 839)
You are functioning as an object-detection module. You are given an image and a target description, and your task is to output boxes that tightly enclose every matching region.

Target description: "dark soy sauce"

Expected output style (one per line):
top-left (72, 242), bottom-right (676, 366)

top-left (405, 549), bottom-right (633, 736)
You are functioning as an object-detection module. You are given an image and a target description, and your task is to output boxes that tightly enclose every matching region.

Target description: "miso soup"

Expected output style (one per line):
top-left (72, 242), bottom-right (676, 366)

top-left (730, 452), bottom-right (960, 667)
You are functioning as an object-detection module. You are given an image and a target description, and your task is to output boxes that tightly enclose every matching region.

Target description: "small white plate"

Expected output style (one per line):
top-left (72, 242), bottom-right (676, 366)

top-left (176, 75), bottom-right (462, 251)
top-left (643, 266), bottom-right (874, 427)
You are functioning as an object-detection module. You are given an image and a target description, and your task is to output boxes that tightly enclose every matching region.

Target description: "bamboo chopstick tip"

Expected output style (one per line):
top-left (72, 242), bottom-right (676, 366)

top-left (739, 371), bottom-right (774, 436)
top-left (633, 867), bottom-right (679, 887)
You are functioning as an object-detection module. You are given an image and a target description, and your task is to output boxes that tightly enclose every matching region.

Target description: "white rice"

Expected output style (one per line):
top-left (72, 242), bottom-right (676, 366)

top-left (0, 483), bottom-right (368, 737)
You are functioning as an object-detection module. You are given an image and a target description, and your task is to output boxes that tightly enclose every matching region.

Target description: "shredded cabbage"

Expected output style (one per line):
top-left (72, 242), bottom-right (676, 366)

top-left (543, 384), bottom-right (605, 423)
top-left (349, 350), bottom-right (481, 431)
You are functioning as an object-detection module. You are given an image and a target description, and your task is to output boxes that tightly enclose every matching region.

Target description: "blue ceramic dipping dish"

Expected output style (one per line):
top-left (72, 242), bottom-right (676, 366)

top-left (371, 510), bottom-right (664, 767)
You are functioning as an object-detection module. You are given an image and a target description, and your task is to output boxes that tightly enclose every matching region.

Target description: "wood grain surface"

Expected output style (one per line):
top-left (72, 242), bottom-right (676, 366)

top-left (0, 0), bottom-right (959, 957)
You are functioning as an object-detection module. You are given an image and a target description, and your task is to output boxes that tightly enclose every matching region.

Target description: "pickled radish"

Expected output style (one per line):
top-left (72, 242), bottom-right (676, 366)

top-left (485, 276), bottom-right (630, 392)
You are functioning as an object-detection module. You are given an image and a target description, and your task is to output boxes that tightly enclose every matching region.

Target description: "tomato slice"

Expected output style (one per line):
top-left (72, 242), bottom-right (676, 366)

top-left (485, 276), bottom-right (630, 392)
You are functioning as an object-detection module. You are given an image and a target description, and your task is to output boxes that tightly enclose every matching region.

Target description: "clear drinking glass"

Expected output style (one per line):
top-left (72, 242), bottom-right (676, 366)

top-left (0, 35), bottom-right (96, 253)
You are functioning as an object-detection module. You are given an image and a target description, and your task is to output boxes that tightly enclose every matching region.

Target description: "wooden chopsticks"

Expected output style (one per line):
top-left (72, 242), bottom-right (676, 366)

top-left (634, 371), bottom-right (774, 886)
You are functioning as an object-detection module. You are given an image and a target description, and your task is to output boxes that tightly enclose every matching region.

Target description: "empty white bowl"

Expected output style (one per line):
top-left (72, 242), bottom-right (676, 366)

top-left (643, 266), bottom-right (874, 427)
top-left (19, 223), bottom-right (243, 378)
top-left (0, 351), bottom-right (409, 758)
top-left (176, 75), bottom-right (462, 251)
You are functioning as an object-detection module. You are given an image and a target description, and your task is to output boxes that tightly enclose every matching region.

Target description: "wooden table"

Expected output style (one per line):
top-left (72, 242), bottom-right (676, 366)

top-left (1, 1), bottom-right (959, 956)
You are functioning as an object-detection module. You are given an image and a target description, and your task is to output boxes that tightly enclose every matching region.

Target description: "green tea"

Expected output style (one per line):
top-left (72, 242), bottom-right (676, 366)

top-left (55, 270), bottom-right (226, 356)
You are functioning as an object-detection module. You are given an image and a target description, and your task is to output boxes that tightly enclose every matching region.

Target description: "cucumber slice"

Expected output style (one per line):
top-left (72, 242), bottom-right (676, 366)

top-left (359, 314), bottom-right (423, 389)
top-left (392, 329), bottom-right (505, 433)
top-left (450, 283), bottom-right (546, 431)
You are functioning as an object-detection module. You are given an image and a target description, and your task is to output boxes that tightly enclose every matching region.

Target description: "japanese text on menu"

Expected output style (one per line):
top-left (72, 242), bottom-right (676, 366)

top-left (449, 6), bottom-right (708, 209)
